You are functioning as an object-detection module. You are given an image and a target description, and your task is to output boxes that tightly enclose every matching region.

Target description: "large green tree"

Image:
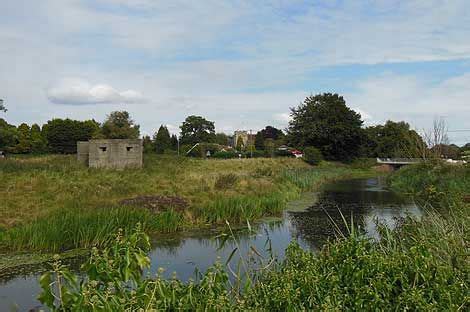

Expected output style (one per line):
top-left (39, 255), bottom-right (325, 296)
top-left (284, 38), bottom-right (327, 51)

top-left (14, 123), bottom-right (32, 153)
top-left (154, 125), bottom-right (171, 154)
top-left (43, 119), bottom-right (100, 154)
top-left (363, 121), bottom-right (425, 158)
top-left (101, 111), bottom-right (140, 139)
top-left (180, 115), bottom-right (216, 145)
top-left (0, 118), bottom-right (18, 151)
top-left (170, 134), bottom-right (179, 151)
top-left (255, 126), bottom-right (285, 150)
top-left (287, 93), bottom-right (363, 161)
top-left (30, 123), bottom-right (48, 153)
top-left (215, 133), bottom-right (229, 146)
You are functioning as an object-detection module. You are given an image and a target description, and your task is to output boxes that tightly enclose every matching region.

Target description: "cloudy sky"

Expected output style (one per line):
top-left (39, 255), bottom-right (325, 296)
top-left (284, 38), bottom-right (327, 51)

top-left (1, 0), bottom-right (469, 144)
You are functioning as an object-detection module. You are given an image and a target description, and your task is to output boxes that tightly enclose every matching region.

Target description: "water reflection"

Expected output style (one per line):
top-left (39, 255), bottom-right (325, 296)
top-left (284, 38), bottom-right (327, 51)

top-left (0, 177), bottom-right (422, 311)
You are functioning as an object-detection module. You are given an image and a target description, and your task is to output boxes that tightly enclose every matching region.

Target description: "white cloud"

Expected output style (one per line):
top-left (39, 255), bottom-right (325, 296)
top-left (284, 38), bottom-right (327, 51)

top-left (346, 73), bottom-right (470, 144)
top-left (274, 113), bottom-right (291, 123)
top-left (47, 78), bottom-right (145, 105)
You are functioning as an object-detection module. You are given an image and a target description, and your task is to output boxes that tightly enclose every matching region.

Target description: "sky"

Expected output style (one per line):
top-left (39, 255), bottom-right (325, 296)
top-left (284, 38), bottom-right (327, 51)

top-left (1, 0), bottom-right (469, 145)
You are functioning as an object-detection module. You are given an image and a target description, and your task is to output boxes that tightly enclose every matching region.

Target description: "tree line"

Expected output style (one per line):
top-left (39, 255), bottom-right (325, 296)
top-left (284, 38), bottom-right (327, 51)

top-left (1, 94), bottom-right (468, 160)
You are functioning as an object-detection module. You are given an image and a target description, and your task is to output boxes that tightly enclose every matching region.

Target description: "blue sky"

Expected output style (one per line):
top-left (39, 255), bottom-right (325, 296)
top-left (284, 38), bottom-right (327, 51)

top-left (1, 0), bottom-right (469, 144)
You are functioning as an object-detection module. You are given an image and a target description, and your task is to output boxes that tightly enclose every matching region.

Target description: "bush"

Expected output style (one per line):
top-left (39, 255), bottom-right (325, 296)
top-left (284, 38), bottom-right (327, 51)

top-left (212, 150), bottom-right (238, 159)
top-left (303, 146), bottom-right (323, 165)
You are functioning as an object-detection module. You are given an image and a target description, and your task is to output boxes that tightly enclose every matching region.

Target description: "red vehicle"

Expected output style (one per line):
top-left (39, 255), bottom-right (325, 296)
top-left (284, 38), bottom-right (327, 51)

top-left (290, 149), bottom-right (303, 158)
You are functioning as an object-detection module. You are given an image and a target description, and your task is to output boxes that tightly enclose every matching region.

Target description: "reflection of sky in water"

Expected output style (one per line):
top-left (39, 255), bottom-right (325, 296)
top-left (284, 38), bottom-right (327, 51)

top-left (146, 177), bottom-right (422, 281)
top-left (0, 177), bottom-right (423, 310)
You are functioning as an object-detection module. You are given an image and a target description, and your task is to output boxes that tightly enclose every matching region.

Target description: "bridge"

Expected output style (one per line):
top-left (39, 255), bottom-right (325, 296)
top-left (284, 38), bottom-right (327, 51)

top-left (376, 158), bottom-right (422, 169)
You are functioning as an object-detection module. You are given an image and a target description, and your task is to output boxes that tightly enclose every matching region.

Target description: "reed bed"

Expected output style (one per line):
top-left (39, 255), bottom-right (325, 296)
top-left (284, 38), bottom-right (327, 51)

top-left (0, 155), bottom-right (371, 252)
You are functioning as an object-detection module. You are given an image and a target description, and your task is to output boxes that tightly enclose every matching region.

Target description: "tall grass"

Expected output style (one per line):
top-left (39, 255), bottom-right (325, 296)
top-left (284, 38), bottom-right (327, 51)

top-left (39, 211), bottom-right (468, 310)
top-left (0, 208), bottom-right (184, 252)
top-left (195, 192), bottom-right (287, 223)
top-left (0, 155), bottom-right (372, 252)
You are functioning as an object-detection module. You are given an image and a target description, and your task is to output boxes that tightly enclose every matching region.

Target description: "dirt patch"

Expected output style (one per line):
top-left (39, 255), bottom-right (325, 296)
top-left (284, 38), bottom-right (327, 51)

top-left (119, 195), bottom-right (188, 213)
top-left (463, 195), bottom-right (470, 203)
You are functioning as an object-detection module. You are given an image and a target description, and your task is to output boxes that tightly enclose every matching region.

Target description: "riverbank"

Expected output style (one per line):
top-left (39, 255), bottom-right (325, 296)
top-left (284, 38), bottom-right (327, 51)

top-left (0, 155), bottom-right (373, 255)
top-left (32, 161), bottom-right (468, 311)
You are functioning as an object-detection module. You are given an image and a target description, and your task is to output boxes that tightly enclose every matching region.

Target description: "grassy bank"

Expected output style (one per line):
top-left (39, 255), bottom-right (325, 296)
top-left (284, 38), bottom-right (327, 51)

top-left (0, 155), bottom-right (372, 252)
top-left (36, 162), bottom-right (469, 310)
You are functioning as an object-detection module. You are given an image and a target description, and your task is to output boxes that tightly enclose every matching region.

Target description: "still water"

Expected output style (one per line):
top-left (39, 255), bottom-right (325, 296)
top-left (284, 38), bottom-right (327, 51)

top-left (0, 177), bottom-right (422, 311)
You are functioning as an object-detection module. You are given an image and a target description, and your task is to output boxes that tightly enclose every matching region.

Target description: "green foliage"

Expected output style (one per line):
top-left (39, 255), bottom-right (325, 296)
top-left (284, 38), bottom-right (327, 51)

top-left (195, 192), bottom-right (288, 224)
top-left (0, 118), bottom-right (18, 151)
top-left (0, 155), bottom-right (370, 251)
top-left (142, 135), bottom-right (154, 153)
top-left (38, 200), bottom-right (468, 311)
top-left (170, 134), bottom-right (179, 151)
top-left (212, 150), bottom-right (239, 159)
top-left (389, 162), bottom-right (470, 205)
top-left (255, 126), bottom-right (285, 150)
top-left (215, 132), bottom-right (229, 145)
top-left (14, 123), bottom-right (31, 153)
top-left (287, 93), bottom-right (363, 161)
top-left (30, 123), bottom-right (48, 153)
top-left (180, 115), bottom-right (216, 145)
top-left (0, 208), bottom-right (183, 252)
top-left (154, 125), bottom-right (171, 154)
top-left (303, 146), bottom-right (323, 165)
top-left (43, 118), bottom-right (100, 153)
top-left (363, 120), bottom-right (425, 158)
top-left (101, 111), bottom-right (139, 139)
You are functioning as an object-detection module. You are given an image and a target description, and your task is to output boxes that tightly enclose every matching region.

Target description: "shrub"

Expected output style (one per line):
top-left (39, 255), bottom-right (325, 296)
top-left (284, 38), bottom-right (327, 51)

top-left (212, 150), bottom-right (238, 159)
top-left (303, 146), bottom-right (323, 165)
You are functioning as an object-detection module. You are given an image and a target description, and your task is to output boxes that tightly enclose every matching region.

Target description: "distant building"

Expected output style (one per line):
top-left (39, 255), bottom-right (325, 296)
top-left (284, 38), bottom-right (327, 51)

top-left (233, 130), bottom-right (255, 149)
top-left (77, 139), bottom-right (143, 169)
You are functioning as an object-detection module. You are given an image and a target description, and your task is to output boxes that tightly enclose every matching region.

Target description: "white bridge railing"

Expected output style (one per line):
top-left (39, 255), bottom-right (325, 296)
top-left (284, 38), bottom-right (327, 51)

top-left (376, 158), bottom-right (422, 165)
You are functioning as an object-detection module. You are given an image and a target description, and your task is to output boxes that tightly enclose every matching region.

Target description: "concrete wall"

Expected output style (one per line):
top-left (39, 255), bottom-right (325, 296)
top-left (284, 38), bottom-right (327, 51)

top-left (86, 139), bottom-right (143, 169)
top-left (77, 141), bottom-right (90, 165)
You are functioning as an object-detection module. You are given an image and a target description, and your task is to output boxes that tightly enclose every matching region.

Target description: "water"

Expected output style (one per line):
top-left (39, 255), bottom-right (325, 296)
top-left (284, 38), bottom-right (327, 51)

top-left (0, 177), bottom-right (422, 311)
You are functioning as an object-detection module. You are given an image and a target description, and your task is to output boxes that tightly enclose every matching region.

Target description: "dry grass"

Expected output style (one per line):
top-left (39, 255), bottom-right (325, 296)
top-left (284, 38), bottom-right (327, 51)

top-left (0, 155), bottom-right (310, 229)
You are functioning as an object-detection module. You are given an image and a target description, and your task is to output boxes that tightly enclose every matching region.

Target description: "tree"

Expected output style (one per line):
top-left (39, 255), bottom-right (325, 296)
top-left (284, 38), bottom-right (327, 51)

top-left (0, 99), bottom-right (6, 112)
top-left (430, 144), bottom-right (461, 159)
top-left (0, 118), bottom-right (18, 151)
top-left (101, 111), bottom-right (140, 139)
top-left (154, 125), bottom-right (171, 154)
top-left (423, 117), bottom-right (449, 159)
top-left (30, 123), bottom-right (48, 153)
top-left (180, 115), bottom-right (216, 146)
top-left (362, 121), bottom-right (425, 158)
top-left (255, 126), bottom-right (285, 150)
top-left (142, 135), bottom-right (154, 153)
top-left (215, 133), bottom-right (229, 146)
top-left (303, 146), bottom-right (323, 165)
top-left (170, 134), bottom-right (179, 151)
top-left (43, 118), bottom-right (100, 154)
top-left (287, 93), bottom-right (363, 161)
top-left (14, 123), bottom-right (32, 153)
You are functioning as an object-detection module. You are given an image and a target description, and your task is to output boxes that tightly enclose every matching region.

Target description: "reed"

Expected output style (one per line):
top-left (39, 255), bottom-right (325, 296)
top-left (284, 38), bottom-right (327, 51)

top-left (0, 208), bottom-right (184, 252)
top-left (0, 155), bottom-right (372, 252)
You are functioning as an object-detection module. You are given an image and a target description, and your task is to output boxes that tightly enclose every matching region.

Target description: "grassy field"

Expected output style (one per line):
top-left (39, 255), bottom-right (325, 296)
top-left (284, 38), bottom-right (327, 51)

top-left (0, 155), bottom-right (372, 252)
top-left (36, 162), bottom-right (469, 311)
